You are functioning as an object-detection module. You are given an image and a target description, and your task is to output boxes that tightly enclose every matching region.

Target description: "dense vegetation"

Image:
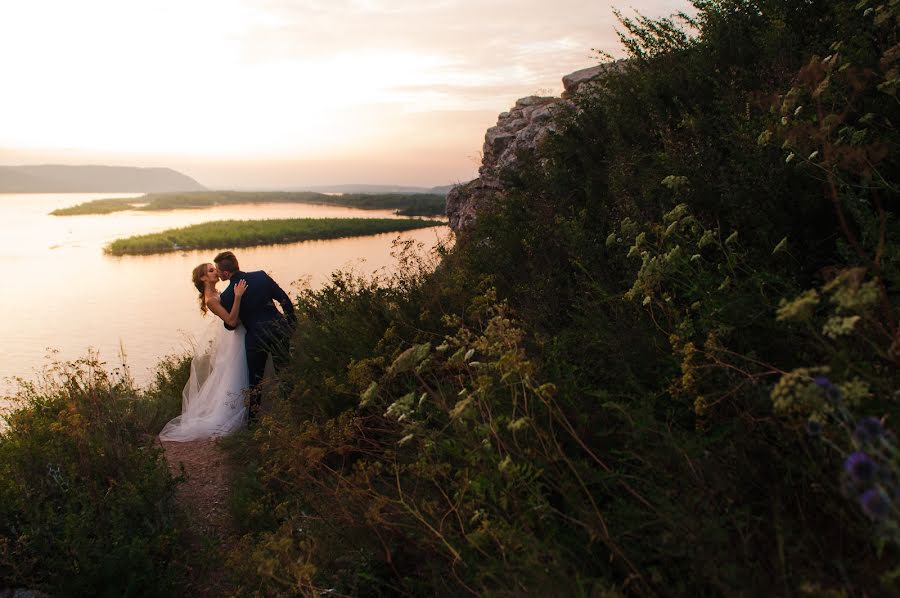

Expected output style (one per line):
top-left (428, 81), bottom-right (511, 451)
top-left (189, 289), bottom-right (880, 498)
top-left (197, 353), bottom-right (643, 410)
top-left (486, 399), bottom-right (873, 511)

top-left (222, 0), bottom-right (899, 595)
top-left (2, 0), bottom-right (897, 595)
top-left (50, 191), bottom-right (447, 217)
top-left (0, 353), bottom-right (191, 594)
top-left (106, 217), bottom-right (446, 255)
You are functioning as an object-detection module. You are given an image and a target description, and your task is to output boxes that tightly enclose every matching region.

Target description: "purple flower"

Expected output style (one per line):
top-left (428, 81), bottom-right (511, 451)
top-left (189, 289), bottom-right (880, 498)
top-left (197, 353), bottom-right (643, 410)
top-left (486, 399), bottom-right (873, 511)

top-left (813, 375), bottom-right (832, 388)
top-left (854, 417), bottom-right (884, 445)
top-left (813, 375), bottom-right (841, 402)
top-left (859, 488), bottom-right (891, 520)
top-left (844, 451), bottom-right (878, 485)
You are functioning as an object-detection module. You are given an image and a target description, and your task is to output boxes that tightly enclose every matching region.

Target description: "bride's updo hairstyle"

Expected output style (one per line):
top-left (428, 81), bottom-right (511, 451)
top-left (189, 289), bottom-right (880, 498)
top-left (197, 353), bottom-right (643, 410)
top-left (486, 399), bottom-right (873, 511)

top-left (192, 263), bottom-right (211, 314)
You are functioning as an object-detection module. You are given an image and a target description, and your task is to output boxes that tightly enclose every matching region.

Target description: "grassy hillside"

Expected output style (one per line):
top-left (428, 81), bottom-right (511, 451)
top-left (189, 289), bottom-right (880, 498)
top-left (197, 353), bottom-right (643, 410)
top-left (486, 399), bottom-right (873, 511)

top-left (222, 0), bottom-right (899, 595)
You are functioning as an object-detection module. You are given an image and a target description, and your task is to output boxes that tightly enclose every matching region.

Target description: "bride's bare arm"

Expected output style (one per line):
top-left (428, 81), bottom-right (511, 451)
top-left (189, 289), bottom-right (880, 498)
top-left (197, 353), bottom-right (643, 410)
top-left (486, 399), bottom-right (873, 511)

top-left (206, 279), bottom-right (248, 327)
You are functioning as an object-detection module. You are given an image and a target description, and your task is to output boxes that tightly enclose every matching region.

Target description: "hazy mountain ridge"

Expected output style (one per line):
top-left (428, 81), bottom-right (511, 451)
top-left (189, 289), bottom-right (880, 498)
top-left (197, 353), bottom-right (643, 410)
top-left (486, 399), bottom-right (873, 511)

top-left (0, 165), bottom-right (205, 193)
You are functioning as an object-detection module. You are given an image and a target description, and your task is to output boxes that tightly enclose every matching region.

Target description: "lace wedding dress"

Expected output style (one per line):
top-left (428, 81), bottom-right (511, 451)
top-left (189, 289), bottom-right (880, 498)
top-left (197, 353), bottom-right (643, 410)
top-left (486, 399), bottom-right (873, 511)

top-left (159, 318), bottom-right (249, 441)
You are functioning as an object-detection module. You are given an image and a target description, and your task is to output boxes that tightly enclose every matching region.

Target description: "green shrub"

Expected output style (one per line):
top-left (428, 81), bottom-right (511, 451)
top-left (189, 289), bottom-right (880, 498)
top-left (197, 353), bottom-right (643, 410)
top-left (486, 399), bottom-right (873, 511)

top-left (0, 354), bottom-right (188, 595)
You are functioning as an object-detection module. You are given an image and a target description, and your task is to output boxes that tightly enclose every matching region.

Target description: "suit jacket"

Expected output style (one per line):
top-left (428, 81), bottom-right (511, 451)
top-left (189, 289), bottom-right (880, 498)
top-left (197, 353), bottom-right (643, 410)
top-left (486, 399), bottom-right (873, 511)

top-left (219, 270), bottom-right (296, 349)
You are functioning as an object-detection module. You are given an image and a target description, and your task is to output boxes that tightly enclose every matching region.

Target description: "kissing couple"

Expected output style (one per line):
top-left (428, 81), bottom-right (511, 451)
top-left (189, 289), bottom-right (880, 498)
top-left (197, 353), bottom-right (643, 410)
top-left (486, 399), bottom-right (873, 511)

top-left (159, 250), bottom-right (296, 442)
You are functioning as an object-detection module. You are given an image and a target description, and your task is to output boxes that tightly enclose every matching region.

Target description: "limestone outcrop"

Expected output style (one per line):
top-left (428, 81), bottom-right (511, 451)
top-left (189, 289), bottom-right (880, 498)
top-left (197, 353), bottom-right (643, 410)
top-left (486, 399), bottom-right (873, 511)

top-left (446, 60), bottom-right (626, 231)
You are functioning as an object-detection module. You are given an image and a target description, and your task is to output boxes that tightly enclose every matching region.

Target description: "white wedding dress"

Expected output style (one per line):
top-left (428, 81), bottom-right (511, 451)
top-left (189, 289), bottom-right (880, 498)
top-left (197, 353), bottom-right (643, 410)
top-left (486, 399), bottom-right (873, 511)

top-left (159, 318), bottom-right (249, 441)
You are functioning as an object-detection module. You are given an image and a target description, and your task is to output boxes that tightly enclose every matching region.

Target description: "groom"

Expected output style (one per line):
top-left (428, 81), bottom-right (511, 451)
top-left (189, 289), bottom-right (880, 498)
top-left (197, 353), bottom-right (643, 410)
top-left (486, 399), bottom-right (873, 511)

top-left (214, 250), bottom-right (296, 425)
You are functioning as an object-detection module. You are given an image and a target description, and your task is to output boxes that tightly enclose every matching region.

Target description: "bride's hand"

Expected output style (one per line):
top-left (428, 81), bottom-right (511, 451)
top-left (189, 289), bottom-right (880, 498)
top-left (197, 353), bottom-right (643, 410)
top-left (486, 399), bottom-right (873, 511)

top-left (234, 279), bottom-right (248, 297)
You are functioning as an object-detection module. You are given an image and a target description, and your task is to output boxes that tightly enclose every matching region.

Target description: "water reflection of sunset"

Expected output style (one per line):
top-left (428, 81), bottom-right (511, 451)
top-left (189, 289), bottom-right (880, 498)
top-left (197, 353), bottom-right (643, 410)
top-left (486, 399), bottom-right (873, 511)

top-left (0, 193), bottom-right (449, 396)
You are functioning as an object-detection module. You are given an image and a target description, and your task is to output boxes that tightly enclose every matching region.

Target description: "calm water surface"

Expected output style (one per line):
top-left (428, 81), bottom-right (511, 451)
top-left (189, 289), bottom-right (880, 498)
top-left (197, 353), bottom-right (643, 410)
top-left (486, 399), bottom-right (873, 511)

top-left (0, 193), bottom-right (449, 401)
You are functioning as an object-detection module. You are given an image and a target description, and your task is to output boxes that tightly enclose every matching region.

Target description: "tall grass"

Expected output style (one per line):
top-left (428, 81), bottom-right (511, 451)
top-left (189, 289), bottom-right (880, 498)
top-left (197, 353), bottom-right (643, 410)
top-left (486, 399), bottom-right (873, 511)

top-left (105, 217), bottom-right (446, 255)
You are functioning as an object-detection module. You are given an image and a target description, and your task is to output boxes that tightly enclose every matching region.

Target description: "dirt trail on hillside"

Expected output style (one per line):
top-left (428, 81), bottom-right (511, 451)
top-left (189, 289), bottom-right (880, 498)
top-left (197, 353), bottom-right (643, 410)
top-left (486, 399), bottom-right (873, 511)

top-left (161, 439), bottom-right (238, 596)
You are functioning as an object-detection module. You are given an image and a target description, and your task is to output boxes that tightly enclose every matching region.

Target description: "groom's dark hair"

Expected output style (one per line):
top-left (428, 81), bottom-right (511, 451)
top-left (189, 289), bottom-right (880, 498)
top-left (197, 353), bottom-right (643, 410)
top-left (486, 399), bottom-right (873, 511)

top-left (214, 251), bottom-right (240, 274)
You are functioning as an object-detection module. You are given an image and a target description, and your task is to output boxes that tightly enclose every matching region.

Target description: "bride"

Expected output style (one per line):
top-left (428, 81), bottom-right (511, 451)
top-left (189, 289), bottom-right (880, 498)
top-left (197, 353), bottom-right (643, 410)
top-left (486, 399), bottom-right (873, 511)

top-left (159, 263), bottom-right (249, 441)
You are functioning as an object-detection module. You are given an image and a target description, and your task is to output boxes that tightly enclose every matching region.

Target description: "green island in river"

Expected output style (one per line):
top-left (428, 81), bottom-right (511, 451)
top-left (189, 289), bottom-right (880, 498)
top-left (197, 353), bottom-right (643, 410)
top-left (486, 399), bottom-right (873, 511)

top-left (52, 190), bottom-right (446, 217)
top-left (106, 217), bottom-right (446, 255)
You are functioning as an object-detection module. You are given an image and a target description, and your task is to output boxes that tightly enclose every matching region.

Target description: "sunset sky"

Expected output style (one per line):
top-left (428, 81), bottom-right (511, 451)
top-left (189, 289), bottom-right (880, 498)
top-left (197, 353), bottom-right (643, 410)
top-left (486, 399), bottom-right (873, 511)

top-left (0, 0), bottom-right (689, 188)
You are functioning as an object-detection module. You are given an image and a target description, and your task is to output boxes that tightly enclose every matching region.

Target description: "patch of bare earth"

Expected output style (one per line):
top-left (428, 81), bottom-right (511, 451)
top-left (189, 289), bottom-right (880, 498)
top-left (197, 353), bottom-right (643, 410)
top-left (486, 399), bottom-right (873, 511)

top-left (160, 439), bottom-right (237, 596)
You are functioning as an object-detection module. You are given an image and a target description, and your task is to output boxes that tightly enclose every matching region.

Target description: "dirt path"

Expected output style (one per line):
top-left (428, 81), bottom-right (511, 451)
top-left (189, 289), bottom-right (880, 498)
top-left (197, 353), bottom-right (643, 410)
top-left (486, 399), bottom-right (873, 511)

top-left (161, 439), bottom-right (237, 596)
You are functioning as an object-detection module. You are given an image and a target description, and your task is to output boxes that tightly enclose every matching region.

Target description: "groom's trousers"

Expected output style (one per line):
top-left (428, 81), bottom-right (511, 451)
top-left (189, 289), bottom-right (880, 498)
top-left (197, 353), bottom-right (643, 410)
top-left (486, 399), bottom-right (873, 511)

top-left (245, 320), bottom-right (292, 420)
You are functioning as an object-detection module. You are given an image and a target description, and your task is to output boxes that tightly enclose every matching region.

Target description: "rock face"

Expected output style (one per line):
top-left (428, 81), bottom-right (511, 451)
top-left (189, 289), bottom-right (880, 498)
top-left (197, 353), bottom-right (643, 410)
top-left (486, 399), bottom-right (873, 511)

top-left (446, 60), bottom-right (627, 231)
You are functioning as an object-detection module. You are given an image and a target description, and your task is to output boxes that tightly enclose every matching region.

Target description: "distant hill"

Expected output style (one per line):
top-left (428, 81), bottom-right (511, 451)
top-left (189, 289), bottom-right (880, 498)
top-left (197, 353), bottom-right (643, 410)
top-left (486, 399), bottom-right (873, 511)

top-left (0, 165), bottom-right (205, 193)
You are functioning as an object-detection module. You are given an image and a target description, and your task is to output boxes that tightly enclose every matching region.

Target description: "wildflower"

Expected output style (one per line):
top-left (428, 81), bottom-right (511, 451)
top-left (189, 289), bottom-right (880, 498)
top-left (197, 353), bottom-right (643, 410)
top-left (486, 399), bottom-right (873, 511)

top-left (776, 289), bottom-right (820, 322)
top-left (844, 451), bottom-right (878, 485)
top-left (359, 381), bottom-right (378, 407)
top-left (812, 375), bottom-right (832, 389)
top-left (507, 417), bottom-right (530, 432)
top-left (837, 378), bottom-right (871, 408)
top-left (698, 229), bottom-right (716, 249)
top-left (781, 116), bottom-right (789, 126)
top-left (450, 396), bottom-right (474, 419)
top-left (389, 343), bottom-right (431, 375)
top-left (664, 221), bottom-right (679, 237)
top-left (786, 152), bottom-right (796, 163)
top-left (854, 417), bottom-right (884, 445)
top-left (661, 176), bottom-right (689, 191)
top-left (807, 150), bottom-right (819, 160)
top-left (859, 488), bottom-right (891, 520)
top-left (794, 106), bottom-right (803, 116)
top-left (771, 367), bottom-right (831, 417)
top-left (822, 315), bottom-right (861, 338)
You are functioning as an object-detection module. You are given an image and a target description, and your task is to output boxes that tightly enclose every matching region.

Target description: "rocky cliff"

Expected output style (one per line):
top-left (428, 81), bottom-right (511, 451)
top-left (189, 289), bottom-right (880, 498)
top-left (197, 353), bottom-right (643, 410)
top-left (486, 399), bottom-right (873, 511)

top-left (446, 60), bottom-right (626, 231)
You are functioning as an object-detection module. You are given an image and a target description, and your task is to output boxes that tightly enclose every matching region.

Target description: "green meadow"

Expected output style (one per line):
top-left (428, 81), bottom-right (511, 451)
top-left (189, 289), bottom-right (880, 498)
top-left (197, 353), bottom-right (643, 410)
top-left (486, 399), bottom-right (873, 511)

top-left (51, 190), bottom-right (447, 217)
top-left (105, 217), bottom-right (446, 255)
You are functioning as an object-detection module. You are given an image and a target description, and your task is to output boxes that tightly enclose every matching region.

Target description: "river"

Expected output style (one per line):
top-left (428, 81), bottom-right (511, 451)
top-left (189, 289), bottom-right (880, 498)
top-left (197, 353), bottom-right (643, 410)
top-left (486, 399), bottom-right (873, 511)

top-left (0, 192), bottom-right (449, 403)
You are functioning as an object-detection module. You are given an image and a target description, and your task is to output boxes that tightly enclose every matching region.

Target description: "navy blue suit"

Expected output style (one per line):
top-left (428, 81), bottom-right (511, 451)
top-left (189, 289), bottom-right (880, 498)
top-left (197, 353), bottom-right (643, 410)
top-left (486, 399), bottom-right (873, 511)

top-left (219, 270), bottom-right (295, 419)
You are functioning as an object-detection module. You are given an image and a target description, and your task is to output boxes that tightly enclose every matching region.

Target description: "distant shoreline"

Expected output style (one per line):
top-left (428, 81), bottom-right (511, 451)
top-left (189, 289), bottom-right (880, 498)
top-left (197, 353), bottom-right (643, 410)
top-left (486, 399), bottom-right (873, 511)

top-left (51, 190), bottom-right (447, 218)
top-left (106, 217), bottom-right (446, 255)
